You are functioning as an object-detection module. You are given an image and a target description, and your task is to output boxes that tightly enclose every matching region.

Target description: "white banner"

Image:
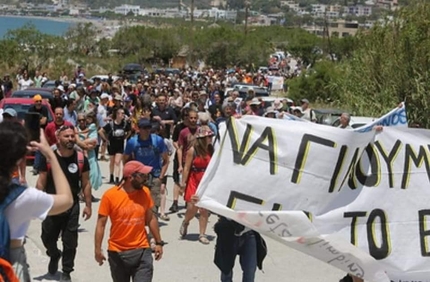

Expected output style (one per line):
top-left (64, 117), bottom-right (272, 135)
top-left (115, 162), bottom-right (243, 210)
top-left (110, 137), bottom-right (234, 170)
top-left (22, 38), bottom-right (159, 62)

top-left (197, 114), bottom-right (430, 282)
top-left (267, 76), bottom-right (284, 91)
top-left (354, 103), bottom-right (407, 132)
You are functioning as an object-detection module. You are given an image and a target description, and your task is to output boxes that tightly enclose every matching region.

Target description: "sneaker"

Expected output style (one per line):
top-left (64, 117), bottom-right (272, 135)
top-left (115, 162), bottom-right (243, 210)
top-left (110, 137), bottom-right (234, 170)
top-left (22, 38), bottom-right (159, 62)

top-left (60, 272), bottom-right (72, 282)
top-left (48, 251), bottom-right (62, 275)
top-left (169, 203), bottom-right (178, 213)
top-left (159, 214), bottom-right (170, 221)
top-left (179, 220), bottom-right (189, 238)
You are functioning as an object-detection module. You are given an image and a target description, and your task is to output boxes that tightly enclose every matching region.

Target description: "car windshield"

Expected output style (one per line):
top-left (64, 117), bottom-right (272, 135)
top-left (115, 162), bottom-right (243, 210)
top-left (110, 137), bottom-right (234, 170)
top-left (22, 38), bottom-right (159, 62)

top-left (4, 103), bottom-right (53, 122)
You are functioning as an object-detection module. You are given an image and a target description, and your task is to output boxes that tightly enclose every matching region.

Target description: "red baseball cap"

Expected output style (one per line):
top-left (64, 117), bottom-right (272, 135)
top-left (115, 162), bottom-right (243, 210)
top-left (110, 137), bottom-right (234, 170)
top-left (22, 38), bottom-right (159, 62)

top-left (123, 161), bottom-right (152, 177)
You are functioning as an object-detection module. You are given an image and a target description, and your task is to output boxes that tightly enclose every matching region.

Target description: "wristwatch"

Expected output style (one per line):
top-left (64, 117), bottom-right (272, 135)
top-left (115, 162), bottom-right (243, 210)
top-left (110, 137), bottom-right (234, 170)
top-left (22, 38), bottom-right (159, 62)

top-left (155, 241), bottom-right (165, 246)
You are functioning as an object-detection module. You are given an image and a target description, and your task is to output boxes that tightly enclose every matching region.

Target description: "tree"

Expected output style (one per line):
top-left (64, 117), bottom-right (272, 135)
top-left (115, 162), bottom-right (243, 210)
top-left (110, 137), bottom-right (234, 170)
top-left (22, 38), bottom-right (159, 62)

top-left (333, 0), bottom-right (430, 127)
top-left (65, 23), bottom-right (98, 56)
top-left (288, 60), bottom-right (342, 103)
top-left (3, 24), bottom-right (64, 72)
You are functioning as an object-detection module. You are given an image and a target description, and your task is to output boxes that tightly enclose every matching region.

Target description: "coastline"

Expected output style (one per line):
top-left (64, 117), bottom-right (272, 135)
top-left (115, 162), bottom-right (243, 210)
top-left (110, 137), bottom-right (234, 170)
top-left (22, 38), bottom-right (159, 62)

top-left (0, 14), bottom-right (123, 36)
top-left (0, 14), bottom-right (121, 27)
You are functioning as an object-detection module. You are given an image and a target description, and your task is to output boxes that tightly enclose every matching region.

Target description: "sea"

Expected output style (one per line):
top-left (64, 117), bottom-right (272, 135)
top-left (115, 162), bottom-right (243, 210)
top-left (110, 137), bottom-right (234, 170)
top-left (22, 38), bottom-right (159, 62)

top-left (0, 16), bottom-right (73, 38)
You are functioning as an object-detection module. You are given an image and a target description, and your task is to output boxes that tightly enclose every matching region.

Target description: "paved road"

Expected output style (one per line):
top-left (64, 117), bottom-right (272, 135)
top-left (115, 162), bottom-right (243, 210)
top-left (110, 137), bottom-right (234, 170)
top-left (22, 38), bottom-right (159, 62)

top-left (24, 159), bottom-right (344, 282)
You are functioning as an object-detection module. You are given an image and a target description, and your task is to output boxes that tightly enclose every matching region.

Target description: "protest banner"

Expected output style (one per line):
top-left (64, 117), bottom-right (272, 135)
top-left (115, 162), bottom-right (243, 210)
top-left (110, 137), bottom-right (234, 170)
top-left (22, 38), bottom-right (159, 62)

top-left (268, 76), bottom-right (284, 91)
top-left (197, 114), bottom-right (429, 282)
top-left (354, 103), bottom-right (407, 132)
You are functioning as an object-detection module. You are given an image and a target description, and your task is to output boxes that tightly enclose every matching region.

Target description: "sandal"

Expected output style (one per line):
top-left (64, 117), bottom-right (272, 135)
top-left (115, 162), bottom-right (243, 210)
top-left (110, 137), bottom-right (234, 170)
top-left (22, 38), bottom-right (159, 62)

top-left (199, 234), bottom-right (210, 245)
top-left (159, 214), bottom-right (170, 221)
top-left (179, 221), bottom-right (189, 237)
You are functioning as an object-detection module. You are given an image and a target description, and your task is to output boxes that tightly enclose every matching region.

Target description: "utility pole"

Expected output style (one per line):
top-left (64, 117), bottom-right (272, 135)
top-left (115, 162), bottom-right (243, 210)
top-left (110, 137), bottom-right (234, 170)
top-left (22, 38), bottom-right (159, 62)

top-left (191, 0), bottom-right (195, 26)
top-left (190, 0), bottom-right (195, 66)
top-left (244, 1), bottom-right (250, 36)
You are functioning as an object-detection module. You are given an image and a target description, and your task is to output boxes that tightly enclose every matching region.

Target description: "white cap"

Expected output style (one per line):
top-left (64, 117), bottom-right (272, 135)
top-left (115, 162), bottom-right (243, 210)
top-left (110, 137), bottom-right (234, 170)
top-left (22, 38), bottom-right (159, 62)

top-left (57, 85), bottom-right (65, 92)
top-left (100, 93), bottom-right (110, 100)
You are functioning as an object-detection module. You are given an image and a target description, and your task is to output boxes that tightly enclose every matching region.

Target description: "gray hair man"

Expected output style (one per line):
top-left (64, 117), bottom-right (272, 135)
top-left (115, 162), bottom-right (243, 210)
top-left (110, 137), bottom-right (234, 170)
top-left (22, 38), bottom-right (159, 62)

top-left (338, 113), bottom-right (352, 129)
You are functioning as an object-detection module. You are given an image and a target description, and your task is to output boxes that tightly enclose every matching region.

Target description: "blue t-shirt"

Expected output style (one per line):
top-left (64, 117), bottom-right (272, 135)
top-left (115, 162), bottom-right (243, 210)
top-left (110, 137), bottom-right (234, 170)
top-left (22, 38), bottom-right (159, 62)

top-left (124, 134), bottom-right (167, 177)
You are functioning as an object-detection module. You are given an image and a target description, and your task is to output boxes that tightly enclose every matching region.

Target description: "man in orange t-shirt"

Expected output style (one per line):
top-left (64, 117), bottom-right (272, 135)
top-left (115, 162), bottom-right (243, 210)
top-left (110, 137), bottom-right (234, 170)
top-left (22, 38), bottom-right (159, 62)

top-left (95, 161), bottom-right (163, 282)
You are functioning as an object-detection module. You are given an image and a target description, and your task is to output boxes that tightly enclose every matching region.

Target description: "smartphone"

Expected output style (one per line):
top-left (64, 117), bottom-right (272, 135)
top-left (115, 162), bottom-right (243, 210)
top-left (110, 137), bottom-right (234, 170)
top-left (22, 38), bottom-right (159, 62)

top-left (24, 112), bottom-right (40, 142)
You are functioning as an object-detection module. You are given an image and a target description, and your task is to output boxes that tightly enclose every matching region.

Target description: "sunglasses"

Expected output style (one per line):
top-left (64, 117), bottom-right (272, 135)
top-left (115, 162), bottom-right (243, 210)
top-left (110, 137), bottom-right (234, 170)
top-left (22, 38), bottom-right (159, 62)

top-left (78, 119), bottom-right (86, 122)
top-left (58, 125), bottom-right (75, 132)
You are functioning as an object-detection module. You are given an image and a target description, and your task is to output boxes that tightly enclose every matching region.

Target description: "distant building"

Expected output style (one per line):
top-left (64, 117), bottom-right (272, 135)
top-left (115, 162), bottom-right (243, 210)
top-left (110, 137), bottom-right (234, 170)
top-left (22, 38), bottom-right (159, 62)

top-left (114, 5), bottom-right (141, 16)
top-left (248, 15), bottom-right (277, 26)
top-left (303, 19), bottom-right (369, 38)
top-left (140, 8), bottom-right (166, 17)
top-left (280, 1), bottom-right (301, 13)
top-left (311, 4), bottom-right (326, 14)
top-left (210, 0), bottom-right (226, 7)
top-left (375, 0), bottom-right (398, 10)
top-left (69, 8), bottom-right (80, 15)
top-left (344, 5), bottom-right (373, 17)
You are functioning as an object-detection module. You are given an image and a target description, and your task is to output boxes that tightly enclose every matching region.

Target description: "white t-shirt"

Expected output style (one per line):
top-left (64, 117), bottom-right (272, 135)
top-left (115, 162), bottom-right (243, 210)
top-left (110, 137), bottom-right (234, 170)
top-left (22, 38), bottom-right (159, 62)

top-left (302, 108), bottom-right (316, 122)
top-left (18, 79), bottom-right (34, 90)
top-left (4, 187), bottom-right (54, 240)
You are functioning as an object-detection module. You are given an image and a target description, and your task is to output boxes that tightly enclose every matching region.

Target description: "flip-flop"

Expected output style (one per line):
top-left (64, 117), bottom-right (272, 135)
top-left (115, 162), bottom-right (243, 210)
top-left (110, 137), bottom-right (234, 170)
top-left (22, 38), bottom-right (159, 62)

top-left (199, 235), bottom-right (210, 245)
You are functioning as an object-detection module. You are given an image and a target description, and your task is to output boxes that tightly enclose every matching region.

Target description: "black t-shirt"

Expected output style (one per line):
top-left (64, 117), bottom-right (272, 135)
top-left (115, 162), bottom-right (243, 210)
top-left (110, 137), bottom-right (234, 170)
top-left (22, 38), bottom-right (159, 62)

top-left (103, 120), bottom-right (131, 147)
top-left (152, 106), bottom-right (177, 139)
top-left (39, 150), bottom-right (90, 201)
top-left (172, 122), bottom-right (187, 162)
top-left (172, 122), bottom-right (187, 143)
top-left (28, 104), bottom-right (50, 128)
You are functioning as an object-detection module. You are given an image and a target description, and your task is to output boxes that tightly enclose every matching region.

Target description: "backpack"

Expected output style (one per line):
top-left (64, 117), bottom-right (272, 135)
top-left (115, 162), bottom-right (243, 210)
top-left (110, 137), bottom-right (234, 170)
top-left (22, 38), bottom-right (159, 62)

top-left (129, 134), bottom-right (160, 176)
top-left (129, 134), bottom-right (160, 159)
top-left (0, 183), bottom-right (26, 282)
top-left (46, 147), bottom-right (85, 177)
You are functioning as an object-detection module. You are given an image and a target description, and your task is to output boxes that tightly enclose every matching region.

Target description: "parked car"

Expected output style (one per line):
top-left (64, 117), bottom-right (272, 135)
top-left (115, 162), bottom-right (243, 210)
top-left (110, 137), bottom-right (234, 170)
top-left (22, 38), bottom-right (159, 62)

top-left (0, 98), bottom-right (54, 160)
top-left (313, 108), bottom-right (344, 125)
top-left (225, 83), bottom-right (270, 99)
top-left (123, 63), bottom-right (144, 74)
top-left (11, 88), bottom-right (53, 100)
top-left (155, 68), bottom-right (181, 75)
top-left (332, 116), bottom-right (375, 129)
top-left (41, 80), bottom-right (57, 89)
top-left (259, 97), bottom-right (293, 109)
top-left (90, 75), bottom-right (120, 82)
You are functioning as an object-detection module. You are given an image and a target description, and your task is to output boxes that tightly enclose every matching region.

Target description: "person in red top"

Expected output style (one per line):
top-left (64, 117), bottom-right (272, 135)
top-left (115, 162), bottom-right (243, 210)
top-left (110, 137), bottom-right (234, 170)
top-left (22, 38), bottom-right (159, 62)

top-left (95, 161), bottom-right (163, 282)
top-left (45, 107), bottom-right (72, 146)
top-left (179, 126), bottom-right (214, 245)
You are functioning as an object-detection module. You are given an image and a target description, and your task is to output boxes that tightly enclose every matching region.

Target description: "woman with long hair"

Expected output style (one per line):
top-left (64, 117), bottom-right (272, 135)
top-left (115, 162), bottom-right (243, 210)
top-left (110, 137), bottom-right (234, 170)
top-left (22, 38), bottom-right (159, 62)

top-left (0, 121), bottom-right (73, 281)
top-left (179, 125), bottom-right (214, 245)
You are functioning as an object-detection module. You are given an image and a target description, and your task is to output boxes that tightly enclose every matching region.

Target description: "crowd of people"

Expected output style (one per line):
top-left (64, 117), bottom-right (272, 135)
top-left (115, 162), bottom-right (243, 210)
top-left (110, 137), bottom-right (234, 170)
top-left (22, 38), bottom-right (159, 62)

top-left (0, 65), bottom-right (356, 282)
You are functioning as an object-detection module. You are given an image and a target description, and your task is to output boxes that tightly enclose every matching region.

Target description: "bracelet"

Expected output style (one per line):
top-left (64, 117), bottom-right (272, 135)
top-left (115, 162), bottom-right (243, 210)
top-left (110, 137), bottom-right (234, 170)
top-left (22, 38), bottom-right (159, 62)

top-left (155, 241), bottom-right (165, 246)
